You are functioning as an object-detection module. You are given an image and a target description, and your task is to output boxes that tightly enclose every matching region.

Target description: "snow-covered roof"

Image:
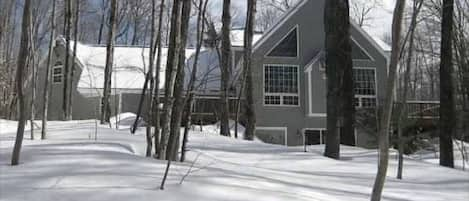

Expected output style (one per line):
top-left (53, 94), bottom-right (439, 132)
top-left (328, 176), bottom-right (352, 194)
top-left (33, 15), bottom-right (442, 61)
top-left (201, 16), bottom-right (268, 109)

top-left (371, 36), bottom-right (391, 52)
top-left (230, 29), bottom-right (263, 47)
top-left (66, 40), bottom-right (195, 92)
top-left (185, 48), bottom-right (242, 95)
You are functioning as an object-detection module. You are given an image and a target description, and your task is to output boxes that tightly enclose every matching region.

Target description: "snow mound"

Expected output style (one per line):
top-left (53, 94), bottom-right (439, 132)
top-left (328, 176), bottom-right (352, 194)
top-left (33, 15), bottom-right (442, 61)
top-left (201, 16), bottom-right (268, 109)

top-left (109, 113), bottom-right (146, 130)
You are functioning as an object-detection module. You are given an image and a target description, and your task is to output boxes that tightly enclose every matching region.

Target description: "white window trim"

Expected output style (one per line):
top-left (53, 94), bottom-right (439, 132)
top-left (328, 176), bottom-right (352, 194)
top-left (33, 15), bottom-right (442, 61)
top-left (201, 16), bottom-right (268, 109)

top-left (264, 25), bottom-right (300, 59)
top-left (305, 68), bottom-right (327, 118)
top-left (354, 67), bottom-right (378, 108)
top-left (255, 126), bottom-right (288, 146)
top-left (305, 66), bottom-right (327, 117)
top-left (52, 65), bottom-right (63, 84)
top-left (263, 64), bottom-right (301, 107)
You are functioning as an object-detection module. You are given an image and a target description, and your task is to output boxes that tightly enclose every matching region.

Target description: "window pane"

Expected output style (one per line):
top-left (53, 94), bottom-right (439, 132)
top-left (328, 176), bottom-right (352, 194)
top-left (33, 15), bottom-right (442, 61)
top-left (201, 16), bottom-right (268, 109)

top-left (362, 98), bottom-right (376, 108)
top-left (53, 67), bottom-right (62, 75)
top-left (53, 75), bottom-right (62, 83)
top-left (283, 96), bottom-right (299, 105)
top-left (265, 96), bottom-right (281, 105)
top-left (353, 68), bottom-right (376, 96)
top-left (267, 28), bottom-right (298, 57)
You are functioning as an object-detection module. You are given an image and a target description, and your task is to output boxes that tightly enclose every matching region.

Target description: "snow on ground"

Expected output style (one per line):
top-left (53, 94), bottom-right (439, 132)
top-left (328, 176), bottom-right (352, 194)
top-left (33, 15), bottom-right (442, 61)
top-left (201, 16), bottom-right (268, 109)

top-left (411, 140), bottom-right (469, 171)
top-left (1, 120), bottom-right (468, 201)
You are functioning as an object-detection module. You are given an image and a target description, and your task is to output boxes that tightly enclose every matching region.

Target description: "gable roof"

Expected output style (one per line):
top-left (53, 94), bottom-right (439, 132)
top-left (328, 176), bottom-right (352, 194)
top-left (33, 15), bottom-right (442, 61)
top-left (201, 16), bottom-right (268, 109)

top-left (253, 0), bottom-right (308, 51)
top-left (252, 0), bottom-right (390, 56)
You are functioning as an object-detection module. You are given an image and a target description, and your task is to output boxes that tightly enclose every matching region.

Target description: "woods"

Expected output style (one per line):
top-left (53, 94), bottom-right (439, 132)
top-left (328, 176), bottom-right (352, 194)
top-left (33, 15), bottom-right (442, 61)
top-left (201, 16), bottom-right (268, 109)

top-left (2, 0), bottom-right (468, 200)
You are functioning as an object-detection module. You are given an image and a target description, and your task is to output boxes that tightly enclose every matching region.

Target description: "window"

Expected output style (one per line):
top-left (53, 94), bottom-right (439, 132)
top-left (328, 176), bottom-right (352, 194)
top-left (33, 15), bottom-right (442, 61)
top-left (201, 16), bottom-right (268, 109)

top-left (267, 27), bottom-right (298, 57)
top-left (52, 62), bottom-right (63, 84)
top-left (354, 68), bottom-right (377, 108)
top-left (264, 65), bottom-right (299, 106)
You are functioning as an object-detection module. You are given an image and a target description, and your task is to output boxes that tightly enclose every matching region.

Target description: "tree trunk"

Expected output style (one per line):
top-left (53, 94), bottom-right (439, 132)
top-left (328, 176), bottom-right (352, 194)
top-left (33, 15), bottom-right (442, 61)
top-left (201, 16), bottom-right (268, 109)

top-left (167, 0), bottom-right (192, 161)
top-left (144, 0), bottom-right (158, 157)
top-left (100, 0), bottom-right (118, 124)
top-left (439, 0), bottom-right (455, 168)
top-left (68, 0), bottom-right (80, 120)
top-left (158, 0), bottom-right (183, 160)
top-left (324, 0), bottom-right (353, 159)
top-left (243, 0), bottom-right (257, 141)
top-left (219, 0), bottom-right (232, 137)
top-left (153, 0), bottom-right (166, 158)
top-left (11, 0), bottom-right (32, 166)
top-left (160, 0), bottom-right (191, 189)
top-left (97, 0), bottom-right (106, 44)
top-left (29, 37), bottom-right (36, 140)
top-left (396, 0), bottom-right (423, 180)
top-left (370, 0), bottom-right (406, 200)
top-left (62, 0), bottom-right (72, 121)
top-left (180, 0), bottom-right (208, 162)
top-left (41, 0), bottom-right (56, 140)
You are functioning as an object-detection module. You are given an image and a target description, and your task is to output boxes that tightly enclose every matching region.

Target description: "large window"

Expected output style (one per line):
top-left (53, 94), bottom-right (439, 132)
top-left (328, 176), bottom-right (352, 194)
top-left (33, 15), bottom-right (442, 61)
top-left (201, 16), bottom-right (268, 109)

top-left (267, 27), bottom-right (298, 57)
top-left (52, 62), bottom-right (63, 84)
top-left (264, 65), bottom-right (299, 106)
top-left (354, 68), bottom-right (377, 108)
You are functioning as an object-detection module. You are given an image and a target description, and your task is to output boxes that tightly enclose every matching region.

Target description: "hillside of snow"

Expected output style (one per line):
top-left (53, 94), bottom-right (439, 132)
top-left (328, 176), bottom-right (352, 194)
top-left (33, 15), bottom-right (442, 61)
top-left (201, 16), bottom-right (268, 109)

top-left (1, 120), bottom-right (468, 201)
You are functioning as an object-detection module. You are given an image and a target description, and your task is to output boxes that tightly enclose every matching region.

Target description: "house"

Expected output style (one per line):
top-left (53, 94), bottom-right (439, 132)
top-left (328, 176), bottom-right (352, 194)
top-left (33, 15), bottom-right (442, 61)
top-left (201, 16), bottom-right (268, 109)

top-left (36, 0), bottom-right (389, 148)
top-left (249, 0), bottom-right (390, 147)
top-left (34, 35), bottom-right (255, 122)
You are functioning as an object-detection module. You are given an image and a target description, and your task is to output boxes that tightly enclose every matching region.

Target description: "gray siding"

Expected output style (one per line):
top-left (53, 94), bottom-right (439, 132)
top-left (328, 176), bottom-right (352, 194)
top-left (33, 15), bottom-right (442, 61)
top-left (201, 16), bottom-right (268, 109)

top-left (252, 0), bottom-right (388, 146)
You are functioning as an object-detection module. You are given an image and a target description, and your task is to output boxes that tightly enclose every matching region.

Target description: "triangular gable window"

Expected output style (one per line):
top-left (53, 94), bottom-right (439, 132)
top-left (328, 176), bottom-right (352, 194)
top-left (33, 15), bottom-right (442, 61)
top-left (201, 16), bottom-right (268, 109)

top-left (267, 27), bottom-right (298, 57)
top-left (351, 39), bottom-right (372, 60)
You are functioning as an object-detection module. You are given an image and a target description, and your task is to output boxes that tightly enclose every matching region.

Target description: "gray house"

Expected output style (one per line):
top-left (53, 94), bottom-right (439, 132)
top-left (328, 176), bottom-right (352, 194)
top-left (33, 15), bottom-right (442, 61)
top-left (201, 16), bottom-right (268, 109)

top-left (248, 0), bottom-right (389, 147)
top-left (36, 0), bottom-right (389, 148)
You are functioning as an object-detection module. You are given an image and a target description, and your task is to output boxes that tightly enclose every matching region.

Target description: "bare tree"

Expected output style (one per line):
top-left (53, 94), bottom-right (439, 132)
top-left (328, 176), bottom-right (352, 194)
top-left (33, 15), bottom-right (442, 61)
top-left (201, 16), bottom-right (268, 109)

top-left (256, 0), bottom-right (298, 31)
top-left (41, 0), bottom-right (57, 140)
top-left (145, 0), bottom-right (158, 157)
top-left (439, 0), bottom-right (455, 168)
top-left (181, 0), bottom-right (208, 162)
top-left (158, 0), bottom-right (183, 160)
top-left (129, 0), bottom-right (151, 45)
top-left (100, 0), bottom-right (118, 124)
top-left (97, 0), bottom-right (108, 44)
top-left (167, 0), bottom-right (192, 161)
top-left (0, 0), bottom-right (16, 119)
top-left (370, 0), bottom-right (406, 200)
top-left (219, 0), bottom-right (232, 137)
top-left (396, 0), bottom-right (423, 180)
top-left (153, 0), bottom-right (167, 157)
top-left (11, 0), bottom-right (32, 166)
top-left (350, 0), bottom-right (381, 27)
top-left (161, 0), bottom-right (191, 190)
top-left (243, 0), bottom-right (257, 140)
